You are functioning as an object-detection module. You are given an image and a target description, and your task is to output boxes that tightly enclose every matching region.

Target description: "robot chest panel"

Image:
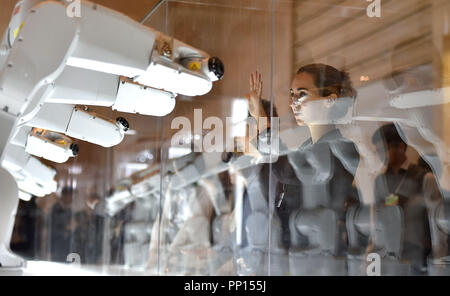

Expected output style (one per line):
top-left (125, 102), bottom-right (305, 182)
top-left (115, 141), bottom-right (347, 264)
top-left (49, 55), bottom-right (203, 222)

top-left (289, 142), bottom-right (335, 184)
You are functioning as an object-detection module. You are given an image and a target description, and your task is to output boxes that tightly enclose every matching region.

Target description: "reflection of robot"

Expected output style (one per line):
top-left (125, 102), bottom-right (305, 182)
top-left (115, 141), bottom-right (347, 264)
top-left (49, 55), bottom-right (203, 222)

top-left (375, 57), bottom-right (450, 274)
top-left (423, 173), bottom-right (450, 274)
top-left (234, 164), bottom-right (288, 276)
top-left (286, 131), bottom-right (358, 276)
top-left (105, 153), bottom-right (231, 274)
top-left (123, 192), bottom-right (159, 269)
top-left (339, 123), bottom-right (408, 275)
top-left (0, 0), bottom-right (223, 267)
top-left (351, 47), bottom-right (449, 274)
top-left (346, 204), bottom-right (409, 275)
top-left (165, 182), bottom-right (214, 275)
top-left (387, 92), bottom-right (450, 274)
top-left (104, 123), bottom-right (306, 273)
top-left (104, 151), bottom-right (226, 216)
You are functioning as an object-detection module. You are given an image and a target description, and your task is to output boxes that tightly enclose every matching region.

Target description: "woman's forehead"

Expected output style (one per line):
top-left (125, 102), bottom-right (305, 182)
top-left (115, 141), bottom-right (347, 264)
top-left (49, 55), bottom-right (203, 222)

top-left (291, 72), bottom-right (315, 90)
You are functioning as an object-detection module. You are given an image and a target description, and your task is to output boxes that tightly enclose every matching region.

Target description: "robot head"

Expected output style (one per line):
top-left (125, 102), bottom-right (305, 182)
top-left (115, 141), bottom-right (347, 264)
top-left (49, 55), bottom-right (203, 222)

top-left (208, 57), bottom-right (224, 80)
top-left (70, 143), bottom-right (79, 156)
top-left (116, 117), bottom-right (130, 132)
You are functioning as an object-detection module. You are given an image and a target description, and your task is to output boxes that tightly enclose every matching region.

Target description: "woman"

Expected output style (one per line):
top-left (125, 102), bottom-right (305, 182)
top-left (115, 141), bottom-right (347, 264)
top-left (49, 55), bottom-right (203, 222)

top-left (246, 64), bottom-right (360, 275)
top-left (247, 64), bottom-right (357, 143)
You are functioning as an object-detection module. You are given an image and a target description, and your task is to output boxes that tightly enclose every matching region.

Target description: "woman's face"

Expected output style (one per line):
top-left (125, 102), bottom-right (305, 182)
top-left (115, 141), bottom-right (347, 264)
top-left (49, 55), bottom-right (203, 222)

top-left (290, 72), bottom-right (345, 126)
top-left (290, 72), bottom-right (333, 126)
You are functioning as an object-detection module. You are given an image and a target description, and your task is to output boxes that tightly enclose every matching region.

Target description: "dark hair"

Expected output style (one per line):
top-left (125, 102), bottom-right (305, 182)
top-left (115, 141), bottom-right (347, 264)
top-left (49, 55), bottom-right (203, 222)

top-left (372, 124), bottom-right (406, 149)
top-left (296, 63), bottom-right (357, 99)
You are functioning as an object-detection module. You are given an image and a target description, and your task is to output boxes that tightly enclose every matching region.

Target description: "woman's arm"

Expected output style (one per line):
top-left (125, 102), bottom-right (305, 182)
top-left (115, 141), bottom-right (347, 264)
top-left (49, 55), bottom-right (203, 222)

top-left (246, 71), bottom-right (270, 131)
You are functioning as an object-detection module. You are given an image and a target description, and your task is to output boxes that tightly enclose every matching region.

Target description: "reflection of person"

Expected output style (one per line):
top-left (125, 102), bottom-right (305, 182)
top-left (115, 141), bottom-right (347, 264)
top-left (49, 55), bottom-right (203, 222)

top-left (73, 194), bottom-right (105, 264)
top-left (110, 200), bottom-right (133, 266)
top-left (10, 197), bottom-right (43, 260)
top-left (246, 64), bottom-right (360, 275)
top-left (48, 186), bottom-right (75, 262)
top-left (372, 124), bottom-right (432, 274)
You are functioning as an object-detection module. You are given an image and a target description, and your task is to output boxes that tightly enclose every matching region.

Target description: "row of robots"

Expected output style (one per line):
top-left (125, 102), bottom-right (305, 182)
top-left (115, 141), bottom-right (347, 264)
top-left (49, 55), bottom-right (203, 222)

top-left (0, 0), bottom-right (449, 276)
top-left (107, 128), bottom-right (446, 276)
top-left (104, 78), bottom-right (450, 274)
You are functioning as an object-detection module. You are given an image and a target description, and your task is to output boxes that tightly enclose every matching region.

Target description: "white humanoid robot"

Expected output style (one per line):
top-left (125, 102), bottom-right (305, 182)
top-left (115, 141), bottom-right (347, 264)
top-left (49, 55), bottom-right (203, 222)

top-left (382, 71), bottom-right (450, 275)
top-left (209, 189), bottom-right (236, 275)
top-left (232, 163), bottom-right (288, 276)
top-left (285, 130), bottom-right (358, 276)
top-left (0, 0), bottom-right (223, 267)
top-left (342, 45), bottom-right (450, 275)
top-left (340, 123), bottom-right (408, 276)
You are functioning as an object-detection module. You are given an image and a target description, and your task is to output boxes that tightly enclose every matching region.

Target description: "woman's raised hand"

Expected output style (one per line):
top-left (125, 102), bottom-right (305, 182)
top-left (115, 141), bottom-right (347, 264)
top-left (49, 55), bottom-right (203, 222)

top-left (246, 71), bottom-right (266, 120)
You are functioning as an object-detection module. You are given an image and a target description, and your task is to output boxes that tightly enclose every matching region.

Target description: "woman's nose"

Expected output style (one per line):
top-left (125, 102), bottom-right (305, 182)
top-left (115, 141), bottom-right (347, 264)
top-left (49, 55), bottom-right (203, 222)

top-left (290, 102), bottom-right (301, 111)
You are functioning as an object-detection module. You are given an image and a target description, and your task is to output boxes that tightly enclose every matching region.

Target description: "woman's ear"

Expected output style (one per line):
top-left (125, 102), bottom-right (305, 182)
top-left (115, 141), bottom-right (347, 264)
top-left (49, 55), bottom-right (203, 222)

top-left (329, 93), bottom-right (338, 100)
top-left (325, 93), bottom-right (338, 107)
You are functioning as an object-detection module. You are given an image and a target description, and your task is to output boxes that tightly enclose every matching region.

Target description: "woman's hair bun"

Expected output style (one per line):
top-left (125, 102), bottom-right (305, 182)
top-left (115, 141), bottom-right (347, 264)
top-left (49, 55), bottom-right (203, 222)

top-left (297, 63), bottom-right (357, 99)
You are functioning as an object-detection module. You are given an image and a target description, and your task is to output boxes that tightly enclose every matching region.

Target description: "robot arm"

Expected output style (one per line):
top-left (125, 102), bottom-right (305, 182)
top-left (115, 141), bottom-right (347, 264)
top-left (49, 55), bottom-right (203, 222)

top-left (26, 103), bottom-right (128, 147)
top-left (0, 0), bottom-right (222, 141)
top-left (0, 0), bottom-right (224, 192)
top-left (1, 0), bottom-right (223, 119)
top-left (0, 0), bottom-right (224, 267)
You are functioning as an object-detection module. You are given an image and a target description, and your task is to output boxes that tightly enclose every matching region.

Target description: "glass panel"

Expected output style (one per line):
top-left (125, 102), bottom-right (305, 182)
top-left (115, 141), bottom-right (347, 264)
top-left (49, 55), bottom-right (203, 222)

top-left (143, 0), bottom-right (276, 276)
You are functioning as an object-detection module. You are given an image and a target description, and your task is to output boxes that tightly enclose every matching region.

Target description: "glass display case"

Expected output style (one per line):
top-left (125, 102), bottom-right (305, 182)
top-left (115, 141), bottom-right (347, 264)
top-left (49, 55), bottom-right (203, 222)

top-left (2, 0), bottom-right (450, 276)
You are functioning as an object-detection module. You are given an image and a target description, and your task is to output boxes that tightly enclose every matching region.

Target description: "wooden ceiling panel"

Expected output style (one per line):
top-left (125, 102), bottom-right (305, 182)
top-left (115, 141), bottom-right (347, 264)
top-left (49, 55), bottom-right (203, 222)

top-left (294, 0), bottom-right (346, 26)
top-left (295, 0), bottom-right (426, 63)
top-left (294, 0), bottom-right (386, 44)
top-left (348, 36), bottom-right (433, 87)
top-left (294, 0), bottom-right (433, 86)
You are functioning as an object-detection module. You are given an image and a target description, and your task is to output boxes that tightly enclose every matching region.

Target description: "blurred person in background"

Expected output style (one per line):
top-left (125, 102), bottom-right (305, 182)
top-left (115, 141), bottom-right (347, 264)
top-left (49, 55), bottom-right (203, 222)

top-left (72, 193), bottom-right (106, 264)
top-left (48, 186), bottom-right (76, 263)
top-left (10, 197), bottom-right (43, 260)
top-left (372, 123), bottom-right (434, 274)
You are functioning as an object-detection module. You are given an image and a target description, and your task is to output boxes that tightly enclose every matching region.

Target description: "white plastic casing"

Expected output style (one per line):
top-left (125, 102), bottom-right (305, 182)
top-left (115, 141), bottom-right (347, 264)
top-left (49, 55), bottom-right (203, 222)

top-left (25, 131), bottom-right (74, 163)
top-left (66, 108), bottom-right (124, 147)
top-left (114, 81), bottom-right (176, 116)
top-left (135, 57), bottom-right (213, 97)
